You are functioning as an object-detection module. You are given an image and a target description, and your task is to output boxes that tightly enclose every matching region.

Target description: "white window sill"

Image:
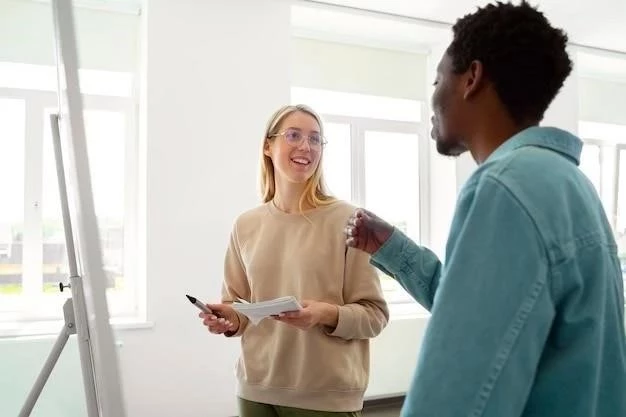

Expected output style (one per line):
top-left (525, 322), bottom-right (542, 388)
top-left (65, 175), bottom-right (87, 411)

top-left (0, 318), bottom-right (154, 341)
top-left (388, 302), bottom-right (431, 320)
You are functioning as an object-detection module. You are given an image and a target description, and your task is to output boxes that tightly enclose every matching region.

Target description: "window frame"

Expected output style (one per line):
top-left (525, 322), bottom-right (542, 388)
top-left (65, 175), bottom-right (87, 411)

top-left (580, 138), bottom-right (604, 196)
top-left (0, 84), bottom-right (140, 328)
top-left (614, 144), bottom-right (626, 232)
top-left (579, 121), bottom-right (626, 308)
top-left (615, 144), bottom-right (626, 283)
top-left (322, 114), bottom-right (423, 205)
top-left (321, 113), bottom-right (430, 312)
top-left (580, 137), bottom-right (626, 231)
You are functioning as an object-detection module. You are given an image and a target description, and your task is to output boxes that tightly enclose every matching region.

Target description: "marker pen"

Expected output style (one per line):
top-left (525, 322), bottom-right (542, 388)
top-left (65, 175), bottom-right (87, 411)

top-left (185, 294), bottom-right (213, 315)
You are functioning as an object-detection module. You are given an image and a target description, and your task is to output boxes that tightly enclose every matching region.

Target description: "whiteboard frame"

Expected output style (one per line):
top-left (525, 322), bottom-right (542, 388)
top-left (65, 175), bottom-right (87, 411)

top-left (51, 0), bottom-right (127, 415)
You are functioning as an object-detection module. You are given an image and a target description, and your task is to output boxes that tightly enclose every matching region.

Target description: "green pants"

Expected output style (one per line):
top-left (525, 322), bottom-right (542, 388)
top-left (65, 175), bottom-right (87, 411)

top-left (238, 397), bottom-right (362, 417)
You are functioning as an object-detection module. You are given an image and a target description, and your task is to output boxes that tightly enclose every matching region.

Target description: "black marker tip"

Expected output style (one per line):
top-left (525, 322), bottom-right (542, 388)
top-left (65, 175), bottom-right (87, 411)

top-left (186, 294), bottom-right (196, 303)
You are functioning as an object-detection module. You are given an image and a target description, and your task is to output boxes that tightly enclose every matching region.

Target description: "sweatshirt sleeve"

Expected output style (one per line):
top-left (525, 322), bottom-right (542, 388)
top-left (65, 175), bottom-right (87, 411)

top-left (220, 223), bottom-right (250, 337)
top-left (325, 246), bottom-right (390, 340)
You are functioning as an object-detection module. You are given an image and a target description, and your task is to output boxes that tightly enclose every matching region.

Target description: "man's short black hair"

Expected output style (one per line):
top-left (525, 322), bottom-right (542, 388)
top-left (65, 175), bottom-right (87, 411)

top-left (448, 0), bottom-right (573, 124)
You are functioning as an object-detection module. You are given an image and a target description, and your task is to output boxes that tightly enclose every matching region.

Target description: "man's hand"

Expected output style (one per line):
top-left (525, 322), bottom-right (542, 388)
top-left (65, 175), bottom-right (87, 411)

top-left (273, 300), bottom-right (338, 331)
top-left (345, 208), bottom-right (394, 255)
top-left (199, 303), bottom-right (240, 335)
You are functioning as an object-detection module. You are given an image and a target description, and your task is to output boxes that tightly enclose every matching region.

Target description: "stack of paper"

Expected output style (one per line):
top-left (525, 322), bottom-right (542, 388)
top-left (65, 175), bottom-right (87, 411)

top-left (233, 296), bottom-right (302, 325)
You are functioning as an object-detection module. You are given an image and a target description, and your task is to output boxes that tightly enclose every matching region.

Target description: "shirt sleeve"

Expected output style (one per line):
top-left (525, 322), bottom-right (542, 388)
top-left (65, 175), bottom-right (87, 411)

top-left (403, 174), bottom-right (555, 417)
top-left (370, 228), bottom-right (443, 311)
top-left (325, 246), bottom-right (390, 340)
top-left (220, 223), bottom-right (250, 337)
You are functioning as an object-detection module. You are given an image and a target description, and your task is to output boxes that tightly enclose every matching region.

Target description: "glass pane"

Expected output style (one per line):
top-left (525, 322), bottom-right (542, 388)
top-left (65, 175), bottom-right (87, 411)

top-left (617, 148), bottom-right (626, 286)
top-left (0, 98), bottom-right (25, 295)
top-left (364, 131), bottom-right (420, 239)
top-left (579, 143), bottom-right (601, 194)
top-left (42, 110), bottom-right (126, 293)
top-left (322, 122), bottom-right (352, 202)
top-left (364, 130), bottom-right (421, 306)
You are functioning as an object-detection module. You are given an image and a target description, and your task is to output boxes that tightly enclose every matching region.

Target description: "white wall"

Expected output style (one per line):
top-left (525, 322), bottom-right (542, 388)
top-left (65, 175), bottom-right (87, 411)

top-left (542, 47), bottom-right (580, 134)
top-left (366, 318), bottom-right (427, 398)
top-left (579, 77), bottom-right (626, 125)
top-left (291, 37), bottom-right (427, 100)
top-left (123, 0), bottom-right (291, 416)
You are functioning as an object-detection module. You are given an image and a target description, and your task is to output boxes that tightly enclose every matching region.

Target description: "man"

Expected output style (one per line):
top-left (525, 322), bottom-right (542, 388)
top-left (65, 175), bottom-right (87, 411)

top-left (345, 2), bottom-right (626, 417)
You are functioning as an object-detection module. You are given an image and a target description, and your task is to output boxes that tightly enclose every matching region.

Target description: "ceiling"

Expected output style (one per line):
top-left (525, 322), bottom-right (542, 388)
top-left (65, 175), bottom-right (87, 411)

top-left (67, 0), bottom-right (626, 55)
top-left (293, 0), bottom-right (626, 82)
top-left (62, 0), bottom-right (626, 82)
top-left (304, 0), bottom-right (626, 53)
top-left (291, 4), bottom-right (451, 53)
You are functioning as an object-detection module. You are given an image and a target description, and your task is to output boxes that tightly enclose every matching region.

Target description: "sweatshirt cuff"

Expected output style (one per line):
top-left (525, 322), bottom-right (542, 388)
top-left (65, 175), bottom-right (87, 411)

top-left (224, 311), bottom-right (248, 337)
top-left (324, 305), bottom-right (355, 340)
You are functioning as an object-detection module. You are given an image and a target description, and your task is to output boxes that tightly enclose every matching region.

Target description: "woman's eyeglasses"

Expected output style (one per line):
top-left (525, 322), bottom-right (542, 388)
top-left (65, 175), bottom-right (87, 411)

top-left (269, 128), bottom-right (327, 148)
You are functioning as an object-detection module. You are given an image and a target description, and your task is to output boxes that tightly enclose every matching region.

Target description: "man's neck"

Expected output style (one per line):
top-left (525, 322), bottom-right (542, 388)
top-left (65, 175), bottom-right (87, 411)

top-left (468, 120), bottom-right (536, 164)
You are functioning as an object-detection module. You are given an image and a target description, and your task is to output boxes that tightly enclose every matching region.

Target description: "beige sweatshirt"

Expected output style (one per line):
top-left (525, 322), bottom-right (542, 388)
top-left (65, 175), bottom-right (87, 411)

top-left (220, 200), bottom-right (389, 412)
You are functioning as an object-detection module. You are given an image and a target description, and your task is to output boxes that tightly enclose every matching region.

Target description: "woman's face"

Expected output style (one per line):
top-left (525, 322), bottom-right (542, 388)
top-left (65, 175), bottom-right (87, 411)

top-left (265, 111), bottom-right (323, 185)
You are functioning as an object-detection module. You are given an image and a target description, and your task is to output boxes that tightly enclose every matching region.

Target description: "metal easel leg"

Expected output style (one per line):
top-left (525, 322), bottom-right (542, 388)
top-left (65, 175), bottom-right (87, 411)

top-left (18, 298), bottom-right (76, 417)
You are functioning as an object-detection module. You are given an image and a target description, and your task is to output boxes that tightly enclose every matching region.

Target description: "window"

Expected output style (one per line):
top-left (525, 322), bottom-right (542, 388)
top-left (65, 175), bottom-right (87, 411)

top-left (578, 121), bottom-right (626, 301)
top-left (42, 109), bottom-right (129, 293)
top-left (579, 141), bottom-right (602, 194)
top-left (292, 87), bottom-right (428, 315)
top-left (0, 62), bottom-right (139, 333)
top-left (0, 98), bottom-right (25, 294)
top-left (364, 130), bottom-right (420, 241)
top-left (617, 146), bottom-right (626, 289)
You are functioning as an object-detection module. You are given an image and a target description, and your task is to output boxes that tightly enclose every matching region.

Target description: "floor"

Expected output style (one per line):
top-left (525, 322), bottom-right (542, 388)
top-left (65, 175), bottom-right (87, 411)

top-left (362, 398), bottom-right (403, 417)
top-left (362, 405), bottom-right (402, 417)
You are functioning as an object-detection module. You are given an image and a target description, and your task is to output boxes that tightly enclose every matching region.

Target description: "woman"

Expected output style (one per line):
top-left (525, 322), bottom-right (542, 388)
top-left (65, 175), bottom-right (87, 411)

top-left (199, 104), bottom-right (389, 417)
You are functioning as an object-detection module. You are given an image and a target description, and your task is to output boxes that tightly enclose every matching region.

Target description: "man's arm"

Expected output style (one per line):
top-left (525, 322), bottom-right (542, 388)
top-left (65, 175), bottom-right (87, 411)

top-left (370, 229), bottom-right (443, 311)
top-left (402, 175), bottom-right (555, 417)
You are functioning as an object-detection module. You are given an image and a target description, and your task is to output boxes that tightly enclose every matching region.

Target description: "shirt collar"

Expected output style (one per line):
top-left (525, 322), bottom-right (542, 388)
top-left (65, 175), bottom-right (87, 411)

top-left (485, 126), bottom-right (583, 165)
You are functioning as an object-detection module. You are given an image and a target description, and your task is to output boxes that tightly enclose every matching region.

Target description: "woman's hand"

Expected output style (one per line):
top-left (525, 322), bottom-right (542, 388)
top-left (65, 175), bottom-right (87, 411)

top-left (199, 303), bottom-right (240, 335)
top-left (273, 300), bottom-right (339, 331)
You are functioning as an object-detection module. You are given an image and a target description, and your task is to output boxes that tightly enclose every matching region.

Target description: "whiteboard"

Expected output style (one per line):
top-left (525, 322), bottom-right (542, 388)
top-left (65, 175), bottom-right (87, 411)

top-left (51, 0), bottom-right (127, 415)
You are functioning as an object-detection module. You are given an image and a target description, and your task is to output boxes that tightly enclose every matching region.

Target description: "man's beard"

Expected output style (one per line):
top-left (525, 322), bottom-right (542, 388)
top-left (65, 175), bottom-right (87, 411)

top-left (436, 138), bottom-right (468, 157)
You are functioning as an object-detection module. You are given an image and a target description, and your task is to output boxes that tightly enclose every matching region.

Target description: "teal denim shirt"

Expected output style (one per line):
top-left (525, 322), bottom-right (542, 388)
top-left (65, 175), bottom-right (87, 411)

top-left (371, 127), bottom-right (626, 417)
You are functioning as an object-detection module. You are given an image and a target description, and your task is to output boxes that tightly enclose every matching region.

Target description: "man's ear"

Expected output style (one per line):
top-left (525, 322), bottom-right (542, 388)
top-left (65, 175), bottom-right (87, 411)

top-left (463, 60), bottom-right (484, 100)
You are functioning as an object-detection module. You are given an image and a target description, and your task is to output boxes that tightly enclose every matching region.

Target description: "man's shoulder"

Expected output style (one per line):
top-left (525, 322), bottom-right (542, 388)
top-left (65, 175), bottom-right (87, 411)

top-left (460, 144), bottom-right (606, 249)
top-left (466, 144), bottom-right (580, 201)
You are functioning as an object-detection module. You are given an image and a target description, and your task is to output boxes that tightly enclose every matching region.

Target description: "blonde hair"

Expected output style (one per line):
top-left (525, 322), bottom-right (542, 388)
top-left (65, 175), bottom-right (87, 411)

top-left (260, 104), bottom-right (336, 213)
